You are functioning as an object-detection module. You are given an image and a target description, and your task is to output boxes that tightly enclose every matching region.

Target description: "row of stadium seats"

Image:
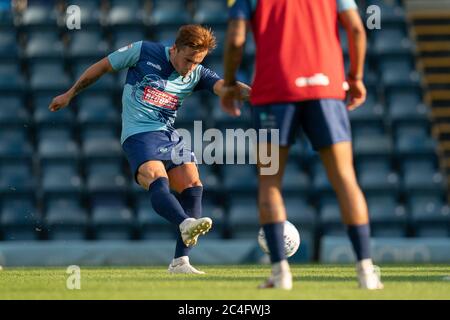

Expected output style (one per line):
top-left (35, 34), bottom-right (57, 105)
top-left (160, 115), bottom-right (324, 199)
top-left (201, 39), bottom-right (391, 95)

top-left (0, 86), bottom-right (430, 125)
top-left (0, 155), bottom-right (444, 195)
top-left (1, 191), bottom-right (448, 241)
top-left (2, 0), bottom-right (407, 29)
top-left (0, 24), bottom-right (412, 60)
top-left (0, 0), bottom-right (448, 244)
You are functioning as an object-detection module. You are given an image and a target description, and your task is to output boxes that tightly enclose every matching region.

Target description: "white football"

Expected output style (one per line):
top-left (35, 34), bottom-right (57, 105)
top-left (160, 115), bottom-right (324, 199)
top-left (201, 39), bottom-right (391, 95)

top-left (258, 220), bottom-right (301, 258)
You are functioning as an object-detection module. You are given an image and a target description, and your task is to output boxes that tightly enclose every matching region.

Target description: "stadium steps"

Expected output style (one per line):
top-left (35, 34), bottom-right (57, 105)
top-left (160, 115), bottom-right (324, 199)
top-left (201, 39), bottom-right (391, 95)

top-left (408, 7), bottom-right (450, 201)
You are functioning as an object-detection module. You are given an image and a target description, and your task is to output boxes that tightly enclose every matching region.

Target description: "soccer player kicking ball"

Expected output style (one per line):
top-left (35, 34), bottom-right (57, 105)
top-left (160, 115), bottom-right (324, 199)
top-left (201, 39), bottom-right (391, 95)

top-left (222, 0), bottom-right (383, 290)
top-left (49, 25), bottom-right (250, 274)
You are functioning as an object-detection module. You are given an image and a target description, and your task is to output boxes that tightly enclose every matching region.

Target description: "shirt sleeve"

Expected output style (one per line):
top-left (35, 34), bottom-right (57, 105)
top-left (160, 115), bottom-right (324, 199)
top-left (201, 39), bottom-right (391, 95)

top-left (107, 41), bottom-right (143, 71)
top-left (195, 65), bottom-right (221, 93)
top-left (228, 0), bottom-right (252, 20)
top-left (337, 0), bottom-right (358, 12)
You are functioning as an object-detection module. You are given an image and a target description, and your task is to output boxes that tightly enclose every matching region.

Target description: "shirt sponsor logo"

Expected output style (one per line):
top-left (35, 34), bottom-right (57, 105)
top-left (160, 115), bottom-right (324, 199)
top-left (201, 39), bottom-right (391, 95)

top-left (295, 73), bottom-right (330, 87)
top-left (147, 61), bottom-right (162, 70)
top-left (142, 86), bottom-right (179, 110)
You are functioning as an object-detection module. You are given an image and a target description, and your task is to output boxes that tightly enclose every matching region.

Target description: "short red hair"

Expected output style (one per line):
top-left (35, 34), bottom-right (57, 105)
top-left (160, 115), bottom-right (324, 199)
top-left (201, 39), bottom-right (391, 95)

top-left (175, 25), bottom-right (217, 53)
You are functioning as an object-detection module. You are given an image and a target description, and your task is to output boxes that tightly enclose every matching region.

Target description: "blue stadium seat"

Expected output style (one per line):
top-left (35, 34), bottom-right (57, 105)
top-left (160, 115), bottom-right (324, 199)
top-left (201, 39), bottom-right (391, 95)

top-left (197, 164), bottom-right (220, 191)
top-left (0, 63), bottom-right (25, 91)
top-left (193, 0), bottom-right (228, 25)
top-left (177, 94), bottom-right (206, 125)
top-left (357, 159), bottom-right (399, 194)
top-left (151, 0), bottom-right (190, 26)
top-left (40, 161), bottom-right (83, 195)
top-left (86, 159), bottom-right (128, 193)
top-left (284, 196), bottom-right (316, 231)
top-left (70, 0), bottom-right (102, 25)
top-left (0, 161), bottom-right (35, 195)
top-left (38, 138), bottom-right (79, 159)
top-left (202, 200), bottom-right (227, 239)
top-left (20, 3), bottom-right (57, 27)
top-left (25, 31), bottom-right (63, 59)
top-left (228, 197), bottom-right (259, 238)
top-left (33, 93), bottom-right (75, 125)
top-left (310, 161), bottom-right (333, 193)
top-left (367, 194), bottom-right (407, 237)
top-left (0, 95), bottom-right (30, 125)
top-left (82, 135), bottom-right (122, 159)
top-left (353, 132), bottom-right (393, 157)
top-left (108, 0), bottom-right (143, 26)
top-left (68, 30), bottom-right (108, 59)
top-left (0, 8), bottom-right (13, 27)
top-left (1, 197), bottom-right (40, 241)
top-left (136, 194), bottom-right (176, 240)
top-left (153, 28), bottom-right (177, 47)
top-left (0, 29), bottom-right (18, 59)
top-left (45, 196), bottom-right (89, 240)
top-left (319, 196), bottom-right (346, 236)
top-left (211, 96), bottom-right (252, 127)
top-left (348, 92), bottom-right (384, 123)
top-left (282, 162), bottom-right (310, 194)
top-left (387, 90), bottom-right (429, 124)
top-left (77, 94), bottom-right (119, 125)
top-left (401, 158), bottom-right (445, 194)
top-left (366, 0), bottom-right (406, 24)
top-left (29, 63), bottom-right (71, 91)
top-left (91, 205), bottom-right (135, 240)
top-left (112, 28), bottom-right (146, 49)
top-left (395, 124), bottom-right (437, 156)
top-left (379, 56), bottom-right (420, 87)
top-left (222, 164), bottom-right (257, 194)
top-left (81, 126), bottom-right (122, 159)
top-left (372, 27), bottom-right (411, 54)
top-left (0, 127), bottom-right (33, 159)
top-left (409, 195), bottom-right (450, 237)
top-left (207, 27), bottom-right (226, 56)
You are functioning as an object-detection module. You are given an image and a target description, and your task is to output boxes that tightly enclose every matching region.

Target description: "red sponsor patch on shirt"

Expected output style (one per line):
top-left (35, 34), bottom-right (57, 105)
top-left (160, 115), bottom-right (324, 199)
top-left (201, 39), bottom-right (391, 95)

top-left (142, 86), bottom-right (179, 110)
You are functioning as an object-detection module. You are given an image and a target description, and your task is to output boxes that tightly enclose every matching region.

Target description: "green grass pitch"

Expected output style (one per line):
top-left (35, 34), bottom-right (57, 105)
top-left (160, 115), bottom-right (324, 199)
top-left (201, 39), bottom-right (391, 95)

top-left (0, 264), bottom-right (449, 300)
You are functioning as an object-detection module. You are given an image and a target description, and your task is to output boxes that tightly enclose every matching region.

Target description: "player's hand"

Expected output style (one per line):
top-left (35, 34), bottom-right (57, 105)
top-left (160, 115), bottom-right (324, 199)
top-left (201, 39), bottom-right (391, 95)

top-left (49, 92), bottom-right (72, 112)
top-left (236, 81), bottom-right (251, 101)
top-left (219, 84), bottom-right (242, 117)
top-left (346, 79), bottom-right (366, 111)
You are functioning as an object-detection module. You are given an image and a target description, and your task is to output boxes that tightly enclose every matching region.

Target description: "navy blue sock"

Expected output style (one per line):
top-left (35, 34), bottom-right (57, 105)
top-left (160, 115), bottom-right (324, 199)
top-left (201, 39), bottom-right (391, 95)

top-left (262, 222), bottom-right (286, 263)
top-left (174, 186), bottom-right (203, 259)
top-left (347, 224), bottom-right (371, 261)
top-left (148, 177), bottom-right (189, 225)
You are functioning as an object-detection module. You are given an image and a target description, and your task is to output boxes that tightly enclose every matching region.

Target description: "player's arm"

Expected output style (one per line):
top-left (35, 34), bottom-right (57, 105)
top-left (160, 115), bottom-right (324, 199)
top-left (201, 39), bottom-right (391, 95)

top-left (49, 58), bottom-right (113, 112)
top-left (221, 18), bottom-right (248, 116)
top-left (49, 41), bottom-right (142, 112)
top-left (339, 7), bottom-right (367, 110)
top-left (214, 79), bottom-right (251, 100)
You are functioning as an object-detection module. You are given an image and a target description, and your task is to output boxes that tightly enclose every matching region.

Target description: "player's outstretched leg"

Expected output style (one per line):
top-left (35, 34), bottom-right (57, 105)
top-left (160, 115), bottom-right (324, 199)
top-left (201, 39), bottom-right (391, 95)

top-left (169, 186), bottom-right (208, 274)
top-left (147, 177), bottom-right (213, 246)
top-left (319, 142), bottom-right (383, 290)
top-left (168, 164), bottom-right (209, 274)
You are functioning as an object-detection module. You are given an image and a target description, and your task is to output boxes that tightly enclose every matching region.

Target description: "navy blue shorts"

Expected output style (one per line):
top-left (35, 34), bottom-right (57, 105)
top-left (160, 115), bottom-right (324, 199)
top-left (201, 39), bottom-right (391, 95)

top-left (122, 130), bottom-right (197, 183)
top-left (252, 99), bottom-right (351, 150)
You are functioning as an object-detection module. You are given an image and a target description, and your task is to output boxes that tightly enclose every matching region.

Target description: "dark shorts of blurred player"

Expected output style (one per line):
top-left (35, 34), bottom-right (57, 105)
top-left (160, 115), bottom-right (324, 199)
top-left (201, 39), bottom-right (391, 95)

top-left (252, 99), bottom-right (351, 149)
top-left (122, 130), bottom-right (197, 185)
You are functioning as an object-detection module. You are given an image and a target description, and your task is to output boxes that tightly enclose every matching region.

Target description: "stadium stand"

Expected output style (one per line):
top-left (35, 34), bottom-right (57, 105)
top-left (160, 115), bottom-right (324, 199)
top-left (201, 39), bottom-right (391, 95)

top-left (0, 0), bottom-right (448, 262)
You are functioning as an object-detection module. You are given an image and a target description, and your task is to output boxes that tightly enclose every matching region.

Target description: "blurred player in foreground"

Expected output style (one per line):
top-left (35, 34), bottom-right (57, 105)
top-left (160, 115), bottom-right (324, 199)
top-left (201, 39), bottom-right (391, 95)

top-left (49, 25), bottom-right (250, 274)
top-left (222, 0), bottom-right (383, 290)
